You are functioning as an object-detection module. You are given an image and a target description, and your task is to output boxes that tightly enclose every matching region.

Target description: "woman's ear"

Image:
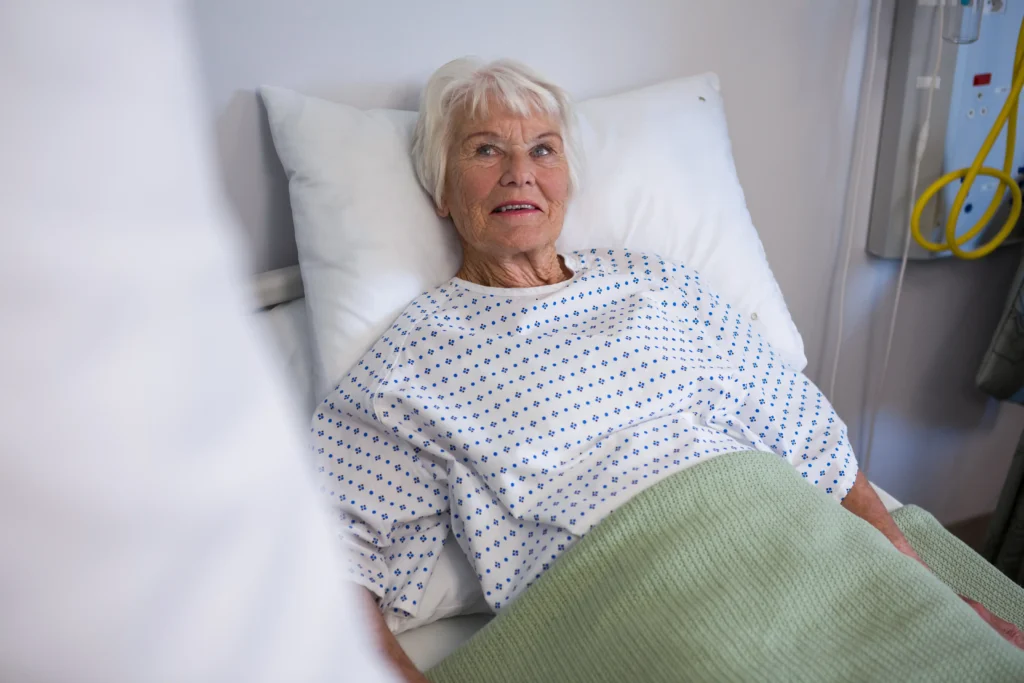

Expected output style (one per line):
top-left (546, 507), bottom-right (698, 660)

top-left (435, 196), bottom-right (450, 218)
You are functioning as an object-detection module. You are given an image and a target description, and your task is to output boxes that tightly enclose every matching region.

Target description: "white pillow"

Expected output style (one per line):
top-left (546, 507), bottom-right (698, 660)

top-left (259, 96), bottom-right (461, 401)
top-left (262, 73), bottom-right (805, 403)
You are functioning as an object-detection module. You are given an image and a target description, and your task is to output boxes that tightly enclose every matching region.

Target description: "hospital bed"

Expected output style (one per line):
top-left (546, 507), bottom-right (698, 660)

top-left (189, 0), bottom-right (1024, 663)
top-left (234, 45), bottom-right (916, 671)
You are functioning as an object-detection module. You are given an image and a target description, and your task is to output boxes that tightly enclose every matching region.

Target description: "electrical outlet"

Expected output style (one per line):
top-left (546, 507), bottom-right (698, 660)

top-left (937, 0), bottom-right (1024, 253)
top-left (985, 0), bottom-right (1007, 15)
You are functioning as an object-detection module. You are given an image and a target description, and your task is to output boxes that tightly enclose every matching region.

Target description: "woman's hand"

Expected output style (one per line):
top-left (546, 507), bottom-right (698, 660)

top-left (961, 596), bottom-right (1024, 649)
top-left (361, 589), bottom-right (431, 683)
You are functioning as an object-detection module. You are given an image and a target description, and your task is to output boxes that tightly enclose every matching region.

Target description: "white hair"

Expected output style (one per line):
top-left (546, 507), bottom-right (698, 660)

top-left (412, 57), bottom-right (581, 208)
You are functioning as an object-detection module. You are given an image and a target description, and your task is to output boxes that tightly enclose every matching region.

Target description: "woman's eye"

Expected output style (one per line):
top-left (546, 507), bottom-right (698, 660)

top-left (475, 144), bottom-right (497, 157)
top-left (531, 144), bottom-right (553, 157)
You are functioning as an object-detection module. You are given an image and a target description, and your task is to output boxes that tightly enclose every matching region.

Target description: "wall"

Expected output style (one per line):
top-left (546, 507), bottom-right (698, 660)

top-left (822, 1), bottom-right (1024, 525)
top-left (190, 0), bottom-right (1024, 525)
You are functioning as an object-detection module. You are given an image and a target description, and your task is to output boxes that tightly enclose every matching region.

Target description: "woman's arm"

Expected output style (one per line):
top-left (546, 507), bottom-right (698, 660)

top-left (362, 590), bottom-right (431, 683)
top-left (840, 471), bottom-right (921, 563)
top-left (312, 385), bottom-right (450, 620)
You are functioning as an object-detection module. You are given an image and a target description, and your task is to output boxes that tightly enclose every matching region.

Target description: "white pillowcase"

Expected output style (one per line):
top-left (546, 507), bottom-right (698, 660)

top-left (261, 73), bottom-right (806, 632)
top-left (262, 73), bottom-right (805, 403)
top-left (260, 95), bottom-right (462, 402)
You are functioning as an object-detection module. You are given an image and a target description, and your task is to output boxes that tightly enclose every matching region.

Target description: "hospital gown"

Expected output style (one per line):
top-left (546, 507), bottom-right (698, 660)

top-left (312, 249), bottom-right (858, 618)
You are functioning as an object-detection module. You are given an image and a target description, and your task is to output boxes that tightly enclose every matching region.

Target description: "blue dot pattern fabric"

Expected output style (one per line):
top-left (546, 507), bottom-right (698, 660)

top-left (312, 249), bottom-right (857, 619)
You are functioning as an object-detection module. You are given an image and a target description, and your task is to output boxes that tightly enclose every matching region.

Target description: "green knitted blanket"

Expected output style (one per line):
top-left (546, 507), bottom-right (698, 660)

top-left (428, 451), bottom-right (1024, 682)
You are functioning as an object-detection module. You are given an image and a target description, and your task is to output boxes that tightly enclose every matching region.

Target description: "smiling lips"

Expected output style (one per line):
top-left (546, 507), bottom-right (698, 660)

top-left (491, 201), bottom-right (541, 214)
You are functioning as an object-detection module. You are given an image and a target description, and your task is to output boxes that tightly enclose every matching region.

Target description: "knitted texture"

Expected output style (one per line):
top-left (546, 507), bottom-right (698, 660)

top-left (892, 504), bottom-right (1024, 628)
top-left (428, 451), bottom-right (1024, 683)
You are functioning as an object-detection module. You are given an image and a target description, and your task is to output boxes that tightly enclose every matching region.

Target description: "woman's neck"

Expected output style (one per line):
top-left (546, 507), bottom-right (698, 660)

top-left (456, 245), bottom-right (571, 289)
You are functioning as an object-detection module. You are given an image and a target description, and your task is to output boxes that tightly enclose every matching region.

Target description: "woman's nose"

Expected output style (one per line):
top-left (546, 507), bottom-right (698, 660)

top-left (499, 151), bottom-right (536, 187)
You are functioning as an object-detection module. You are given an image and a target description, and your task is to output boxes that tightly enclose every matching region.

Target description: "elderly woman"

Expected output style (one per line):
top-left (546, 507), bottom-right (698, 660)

top-left (313, 58), bottom-right (1021, 680)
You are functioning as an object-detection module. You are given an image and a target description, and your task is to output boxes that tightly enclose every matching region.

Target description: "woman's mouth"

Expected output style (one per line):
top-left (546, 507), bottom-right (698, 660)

top-left (492, 202), bottom-right (541, 214)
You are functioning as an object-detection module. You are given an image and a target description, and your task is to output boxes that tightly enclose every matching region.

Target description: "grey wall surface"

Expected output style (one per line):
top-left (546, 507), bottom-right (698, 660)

top-left (190, 0), bottom-right (1024, 525)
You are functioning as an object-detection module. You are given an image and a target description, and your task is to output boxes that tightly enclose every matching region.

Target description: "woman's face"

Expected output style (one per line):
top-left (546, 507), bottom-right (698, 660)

top-left (439, 100), bottom-right (570, 258)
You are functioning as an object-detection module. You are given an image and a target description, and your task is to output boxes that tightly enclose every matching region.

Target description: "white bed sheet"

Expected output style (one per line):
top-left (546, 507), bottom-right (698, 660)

top-left (258, 297), bottom-right (315, 418)
top-left (874, 484), bottom-right (902, 513)
top-left (257, 296), bottom-right (903, 666)
top-left (395, 614), bottom-right (494, 671)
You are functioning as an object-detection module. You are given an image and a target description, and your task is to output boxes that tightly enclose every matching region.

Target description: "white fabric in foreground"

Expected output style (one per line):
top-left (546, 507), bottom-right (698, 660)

top-left (1, 2), bottom-right (397, 681)
top-left (262, 73), bottom-right (806, 402)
